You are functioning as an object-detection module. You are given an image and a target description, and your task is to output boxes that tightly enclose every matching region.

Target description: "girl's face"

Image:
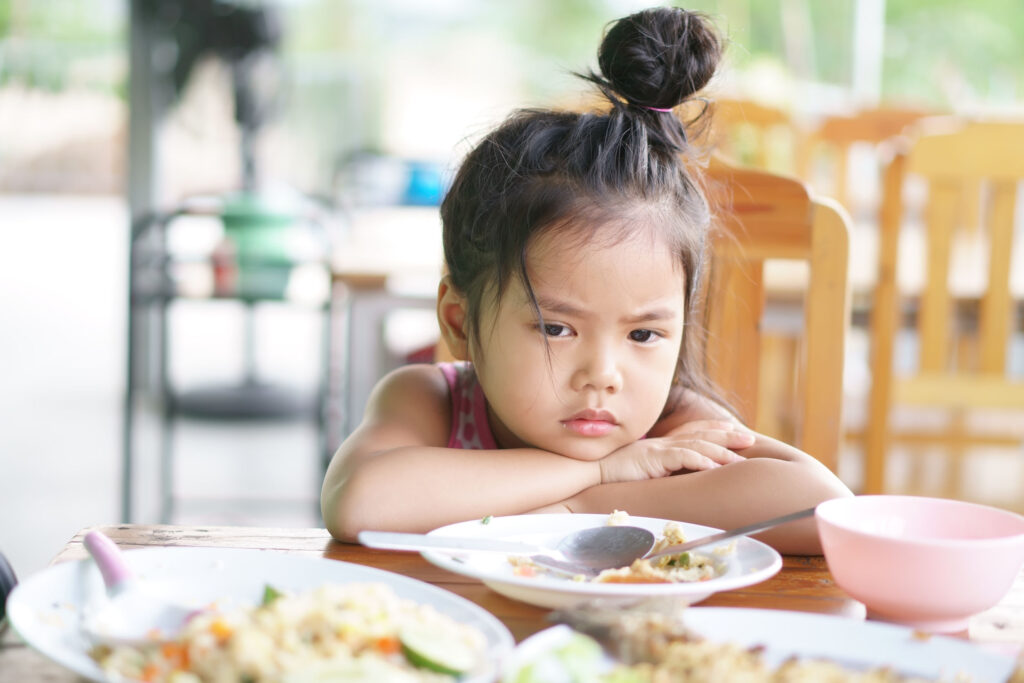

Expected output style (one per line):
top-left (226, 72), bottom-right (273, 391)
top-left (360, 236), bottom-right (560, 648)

top-left (469, 220), bottom-right (686, 461)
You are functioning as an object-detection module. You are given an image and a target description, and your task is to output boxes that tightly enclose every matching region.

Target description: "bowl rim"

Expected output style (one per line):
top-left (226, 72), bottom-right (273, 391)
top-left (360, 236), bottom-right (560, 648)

top-left (815, 495), bottom-right (1024, 547)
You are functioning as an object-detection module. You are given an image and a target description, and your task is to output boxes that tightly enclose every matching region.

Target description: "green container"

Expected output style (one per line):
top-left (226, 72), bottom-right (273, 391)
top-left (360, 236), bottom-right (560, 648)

top-left (219, 193), bottom-right (296, 298)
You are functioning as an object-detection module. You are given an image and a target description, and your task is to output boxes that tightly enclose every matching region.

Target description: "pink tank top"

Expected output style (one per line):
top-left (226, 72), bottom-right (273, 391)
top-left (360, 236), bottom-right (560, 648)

top-left (438, 361), bottom-right (498, 450)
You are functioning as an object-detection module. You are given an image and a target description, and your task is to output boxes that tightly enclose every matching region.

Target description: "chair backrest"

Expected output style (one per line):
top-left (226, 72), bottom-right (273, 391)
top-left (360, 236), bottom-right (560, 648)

top-left (864, 119), bottom-right (1024, 493)
top-left (703, 160), bottom-right (852, 472)
top-left (801, 107), bottom-right (930, 216)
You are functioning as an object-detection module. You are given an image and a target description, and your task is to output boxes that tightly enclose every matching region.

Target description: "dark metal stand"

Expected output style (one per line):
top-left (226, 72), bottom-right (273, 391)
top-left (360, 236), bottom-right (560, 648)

top-left (122, 200), bottom-right (332, 523)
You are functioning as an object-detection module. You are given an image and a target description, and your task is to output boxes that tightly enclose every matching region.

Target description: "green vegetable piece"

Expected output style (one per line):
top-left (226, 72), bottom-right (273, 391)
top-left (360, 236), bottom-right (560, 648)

top-left (481, 515), bottom-right (493, 525)
top-left (557, 634), bottom-right (605, 680)
top-left (400, 624), bottom-right (478, 676)
top-left (604, 669), bottom-right (649, 682)
top-left (666, 552), bottom-right (691, 568)
top-left (513, 633), bottom-right (605, 683)
top-left (261, 584), bottom-right (284, 606)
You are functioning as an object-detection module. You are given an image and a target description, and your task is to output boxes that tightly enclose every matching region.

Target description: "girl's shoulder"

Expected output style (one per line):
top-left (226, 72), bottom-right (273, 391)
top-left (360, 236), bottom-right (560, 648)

top-left (369, 362), bottom-right (451, 411)
top-left (363, 363), bottom-right (453, 444)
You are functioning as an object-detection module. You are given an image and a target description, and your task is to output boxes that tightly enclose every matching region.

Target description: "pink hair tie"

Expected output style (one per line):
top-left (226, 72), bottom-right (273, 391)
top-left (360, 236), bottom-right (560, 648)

top-left (646, 106), bottom-right (674, 112)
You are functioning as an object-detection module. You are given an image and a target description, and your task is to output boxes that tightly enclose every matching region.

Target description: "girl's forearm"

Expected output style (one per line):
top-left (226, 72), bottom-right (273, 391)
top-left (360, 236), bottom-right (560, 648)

top-left (322, 446), bottom-right (600, 541)
top-left (562, 457), bottom-right (852, 555)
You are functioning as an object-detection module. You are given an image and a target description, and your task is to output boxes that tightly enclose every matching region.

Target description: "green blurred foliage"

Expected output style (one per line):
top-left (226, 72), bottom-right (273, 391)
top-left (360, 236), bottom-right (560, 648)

top-left (883, 0), bottom-right (1024, 106)
top-left (0, 0), bottom-right (124, 92)
top-left (501, 0), bottom-right (622, 66)
top-left (654, 0), bottom-right (1022, 108)
top-left (1, 0), bottom-right (1021, 109)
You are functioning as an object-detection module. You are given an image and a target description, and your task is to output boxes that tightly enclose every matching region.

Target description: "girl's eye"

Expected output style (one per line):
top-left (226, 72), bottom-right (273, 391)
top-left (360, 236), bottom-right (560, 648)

top-left (542, 323), bottom-right (572, 338)
top-left (629, 329), bottom-right (658, 343)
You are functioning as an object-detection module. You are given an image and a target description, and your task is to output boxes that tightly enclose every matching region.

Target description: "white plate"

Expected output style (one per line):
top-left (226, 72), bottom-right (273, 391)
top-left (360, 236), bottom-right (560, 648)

top-left (7, 547), bottom-right (515, 683)
top-left (504, 609), bottom-right (1017, 682)
top-left (422, 514), bottom-right (782, 609)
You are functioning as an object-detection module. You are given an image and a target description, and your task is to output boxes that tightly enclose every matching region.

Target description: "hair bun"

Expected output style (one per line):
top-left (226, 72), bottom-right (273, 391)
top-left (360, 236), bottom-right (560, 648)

top-left (597, 7), bottom-right (721, 110)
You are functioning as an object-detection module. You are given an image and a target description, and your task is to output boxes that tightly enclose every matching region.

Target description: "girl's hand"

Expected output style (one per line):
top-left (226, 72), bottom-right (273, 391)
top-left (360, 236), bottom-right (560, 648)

top-left (598, 420), bottom-right (755, 484)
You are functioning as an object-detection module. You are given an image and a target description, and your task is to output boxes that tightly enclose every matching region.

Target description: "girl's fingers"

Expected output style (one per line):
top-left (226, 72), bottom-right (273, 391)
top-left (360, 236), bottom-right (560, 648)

top-left (673, 419), bottom-right (737, 433)
top-left (701, 442), bottom-right (747, 464)
top-left (673, 419), bottom-right (754, 438)
top-left (673, 430), bottom-right (755, 450)
top-left (672, 449), bottom-right (722, 471)
top-left (669, 440), bottom-right (745, 466)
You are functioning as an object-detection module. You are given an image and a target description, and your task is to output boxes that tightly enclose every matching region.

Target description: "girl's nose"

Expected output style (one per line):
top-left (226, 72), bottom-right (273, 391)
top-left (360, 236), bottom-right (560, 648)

top-left (570, 344), bottom-right (623, 394)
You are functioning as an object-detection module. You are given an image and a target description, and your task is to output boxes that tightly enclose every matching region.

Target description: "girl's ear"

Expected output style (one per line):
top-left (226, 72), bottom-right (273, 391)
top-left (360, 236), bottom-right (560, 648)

top-left (437, 275), bottom-right (470, 360)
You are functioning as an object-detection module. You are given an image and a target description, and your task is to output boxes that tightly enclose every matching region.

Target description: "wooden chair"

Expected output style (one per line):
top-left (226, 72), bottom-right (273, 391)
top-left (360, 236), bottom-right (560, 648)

top-left (800, 107), bottom-right (930, 218)
top-left (703, 160), bottom-right (853, 473)
top-left (864, 120), bottom-right (1024, 495)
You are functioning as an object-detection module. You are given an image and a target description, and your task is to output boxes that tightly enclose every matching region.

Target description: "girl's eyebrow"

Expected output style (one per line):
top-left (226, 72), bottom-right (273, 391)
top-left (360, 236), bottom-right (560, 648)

top-left (534, 294), bottom-right (585, 317)
top-left (534, 293), bottom-right (679, 323)
top-left (623, 308), bottom-right (680, 324)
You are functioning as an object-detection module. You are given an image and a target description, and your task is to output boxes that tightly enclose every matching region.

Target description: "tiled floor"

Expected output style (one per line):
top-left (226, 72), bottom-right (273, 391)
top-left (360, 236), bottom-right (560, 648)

top-left (2, 194), bottom-right (1021, 584)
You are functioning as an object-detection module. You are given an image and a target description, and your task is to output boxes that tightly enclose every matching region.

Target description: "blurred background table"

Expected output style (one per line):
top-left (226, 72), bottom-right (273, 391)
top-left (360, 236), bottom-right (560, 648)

top-left (327, 206), bottom-right (445, 450)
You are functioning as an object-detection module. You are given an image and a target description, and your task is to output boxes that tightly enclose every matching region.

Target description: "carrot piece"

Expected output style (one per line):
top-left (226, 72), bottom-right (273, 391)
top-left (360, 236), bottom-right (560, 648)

top-left (140, 663), bottom-right (161, 682)
top-left (160, 642), bottom-right (189, 669)
top-left (209, 618), bottom-right (233, 643)
top-left (374, 636), bottom-right (401, 654)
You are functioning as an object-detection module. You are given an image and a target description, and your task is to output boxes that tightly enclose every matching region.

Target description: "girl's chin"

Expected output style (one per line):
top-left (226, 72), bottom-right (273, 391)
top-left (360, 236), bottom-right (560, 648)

top-left (533, 437), bottom-right (629, 463)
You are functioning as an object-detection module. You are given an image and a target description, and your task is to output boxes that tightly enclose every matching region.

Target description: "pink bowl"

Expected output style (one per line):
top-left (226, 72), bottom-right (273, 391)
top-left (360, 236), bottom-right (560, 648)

top-left (816, 495), bottom-right (1024, 633)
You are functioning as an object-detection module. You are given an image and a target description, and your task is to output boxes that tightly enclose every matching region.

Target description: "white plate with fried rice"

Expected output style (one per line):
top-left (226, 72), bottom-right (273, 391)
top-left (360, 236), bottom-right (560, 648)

top-left (421, 513), bottom-right (782, 609)
top-left (503, 609), bottom-right (1018, 682)
top-left (7, 547), bottom-right (515, 682)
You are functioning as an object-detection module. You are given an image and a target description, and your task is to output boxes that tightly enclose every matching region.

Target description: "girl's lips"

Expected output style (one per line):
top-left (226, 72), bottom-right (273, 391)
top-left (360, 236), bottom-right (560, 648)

top-left (561, 410), bottom-right (617, 437)
top-left (562, 419), bottom-right (616, 436)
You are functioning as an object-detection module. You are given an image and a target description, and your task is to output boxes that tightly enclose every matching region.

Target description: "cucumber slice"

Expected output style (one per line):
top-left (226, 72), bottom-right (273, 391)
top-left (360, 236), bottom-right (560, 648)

top-left (399, 624), bottom-right (478, 676)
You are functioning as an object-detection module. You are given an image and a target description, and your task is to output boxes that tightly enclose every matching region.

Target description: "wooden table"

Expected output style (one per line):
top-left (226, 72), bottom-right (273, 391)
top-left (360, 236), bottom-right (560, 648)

top-left (4, 525), bottom-right (1024, 681)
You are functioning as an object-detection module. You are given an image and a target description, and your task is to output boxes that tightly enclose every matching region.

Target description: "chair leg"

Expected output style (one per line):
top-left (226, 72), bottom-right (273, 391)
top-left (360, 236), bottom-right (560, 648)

top-left (942, 409), bottom-right (969, 500)
top-left (159, 294), bottom-right (174, 524)
top-left (316, 296), bottom-right (333, 523)
top-left (160, 415), bottom-right (175, 523)
top-left (757, 333), bottom-right (797, 444)
top-left (123, 297), bottom-right (137, 523)
top-left (864, 390), bottom-right (891, 494)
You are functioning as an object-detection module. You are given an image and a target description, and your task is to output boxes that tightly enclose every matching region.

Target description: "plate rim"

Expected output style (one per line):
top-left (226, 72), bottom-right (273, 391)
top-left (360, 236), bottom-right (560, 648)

top-left (422, 513), bottom-right (782, 597)
top-left (8, 545), bottom-right (515, 683)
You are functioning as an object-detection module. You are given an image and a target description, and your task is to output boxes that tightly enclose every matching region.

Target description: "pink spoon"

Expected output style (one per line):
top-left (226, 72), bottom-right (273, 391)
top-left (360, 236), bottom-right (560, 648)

top-left (82, 531), bottom-right (203, 645)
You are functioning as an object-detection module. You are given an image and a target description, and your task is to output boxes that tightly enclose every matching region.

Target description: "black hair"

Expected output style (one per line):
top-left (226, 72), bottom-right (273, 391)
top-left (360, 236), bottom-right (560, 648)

top-left (440, 6), bottom-right (723, 413)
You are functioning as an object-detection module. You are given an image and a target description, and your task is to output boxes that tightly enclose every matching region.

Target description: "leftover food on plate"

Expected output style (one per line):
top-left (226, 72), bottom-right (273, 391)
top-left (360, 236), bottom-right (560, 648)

top-left (90, 582), bottom-right (486, 682)
top-left (510, 629), bottom-right (947, 683)
top-left (511, 511), bottom-right (730, 584)
top-left (521, 600), bottom-right (1016, 683)
top-left (524, 602), bottom-right (1019, 683)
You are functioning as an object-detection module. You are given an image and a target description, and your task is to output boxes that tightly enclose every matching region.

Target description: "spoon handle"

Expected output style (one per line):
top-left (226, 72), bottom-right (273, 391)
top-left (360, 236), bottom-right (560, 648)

top-left (646, 506), bottom-right (817, 560)
top-left (359, 531), bottom-right (549, 556)
top-left (84, 531), bottom-right (134, 593)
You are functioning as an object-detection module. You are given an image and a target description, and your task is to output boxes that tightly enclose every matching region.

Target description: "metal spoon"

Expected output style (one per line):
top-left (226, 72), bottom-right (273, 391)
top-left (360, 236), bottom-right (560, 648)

top-left (81, 531), bottom-right (204, 645)
top-left (644, 506), bottom-right (817, 561)
top-left (358, 525), bottom-right (656, 576)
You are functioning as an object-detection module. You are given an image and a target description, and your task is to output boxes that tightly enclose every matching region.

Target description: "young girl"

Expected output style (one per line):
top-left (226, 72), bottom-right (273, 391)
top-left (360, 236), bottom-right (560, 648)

top-left (322, 6), bottom-right (852, 554)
